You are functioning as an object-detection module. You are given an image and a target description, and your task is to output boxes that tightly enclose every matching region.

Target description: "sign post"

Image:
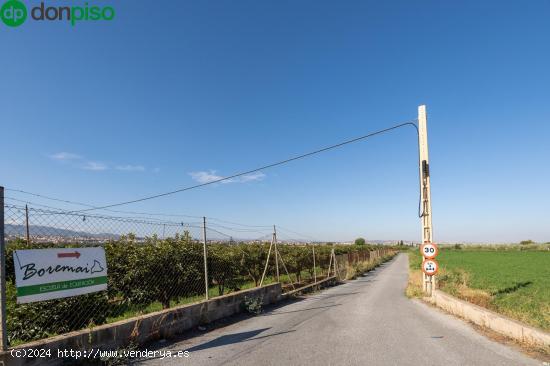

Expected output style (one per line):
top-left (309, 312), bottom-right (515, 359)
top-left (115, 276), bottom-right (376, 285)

top-left (418, 105), bottom-right (435, 295)
top-left (202, 216), bottom-right (209, 300)
top-left (13, 248), bottom-right (108, 304)
top-left (0, 187), bottom-right (7, 351)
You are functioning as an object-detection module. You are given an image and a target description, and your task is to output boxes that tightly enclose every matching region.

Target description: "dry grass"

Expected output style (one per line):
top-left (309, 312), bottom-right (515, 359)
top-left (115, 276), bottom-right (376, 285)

top-left (457, 285), bottom-right (492, 308)
top-left (436, 268), bottom-right (493, 308)
top-left (405, 269), bottom-right (492, 308)
top-left (345, 253), bottom-right (397, 280)
top-left (406, 258), bottom-right (493, 308)
top-left (406, 250), bottom-right (550, 360)
top-left (406, 269), bottom-right (424, 298)
top-left (408, 249), bottom-right (550, 331)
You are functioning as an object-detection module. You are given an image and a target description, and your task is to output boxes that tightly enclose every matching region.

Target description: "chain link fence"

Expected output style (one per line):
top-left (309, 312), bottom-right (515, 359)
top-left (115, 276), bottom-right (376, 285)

top-left (1, 201), bottom-right (395, 348)
top-left (3, 204), bottom-right (208, 347)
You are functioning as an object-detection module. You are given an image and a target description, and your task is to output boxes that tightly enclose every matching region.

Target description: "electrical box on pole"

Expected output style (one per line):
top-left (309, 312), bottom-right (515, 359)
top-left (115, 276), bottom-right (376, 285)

top-left (418, 105), bottom-right (435, 295)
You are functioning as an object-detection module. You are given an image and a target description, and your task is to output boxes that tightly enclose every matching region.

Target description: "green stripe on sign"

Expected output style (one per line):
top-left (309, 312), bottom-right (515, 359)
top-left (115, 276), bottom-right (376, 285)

top-left (17, 276), bottom-right (108, 297)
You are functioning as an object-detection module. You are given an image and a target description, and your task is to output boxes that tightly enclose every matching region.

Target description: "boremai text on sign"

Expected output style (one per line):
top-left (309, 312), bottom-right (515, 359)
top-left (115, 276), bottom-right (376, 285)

top-left (13, 248), bottom-right (108, 304)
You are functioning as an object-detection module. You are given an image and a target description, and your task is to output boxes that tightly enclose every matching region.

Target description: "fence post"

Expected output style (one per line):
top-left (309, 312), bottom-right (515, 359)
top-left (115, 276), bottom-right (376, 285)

top-left (327, 248), bottom-right (333, 277)
top-left (259, 232), bottom-right (274, 287)
top-left (331, 248), bottom-right (338, 279)
top-left (312, 244), bottom-right (317, 284)
top-left (0, 187), bottom-right (7, 350)
top-left (274, 225), bottom-right (279, 282)
top-left (25, 205), bottom-right (31, 245)
top-left (202, 217), bottom-right (209, 300)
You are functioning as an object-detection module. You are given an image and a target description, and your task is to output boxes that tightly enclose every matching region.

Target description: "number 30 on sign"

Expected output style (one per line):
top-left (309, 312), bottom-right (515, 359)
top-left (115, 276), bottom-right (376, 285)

top-left (422, 259), bottom-right (438, 276)
top-left (420, 243), bottom-right (438, 259)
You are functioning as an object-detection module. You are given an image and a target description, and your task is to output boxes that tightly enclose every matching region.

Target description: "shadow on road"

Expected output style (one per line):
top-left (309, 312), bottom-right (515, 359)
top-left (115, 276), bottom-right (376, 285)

top-left (261, 303), bottom-right (342, 316)
top-left (135, 296), bottom-right (313, 356)
top-left (186, 328), bottom-right (296, 352)
top-left (308, 292), bottom-right (360, 300)
top-left (136, 256), bottom-right (400, 362)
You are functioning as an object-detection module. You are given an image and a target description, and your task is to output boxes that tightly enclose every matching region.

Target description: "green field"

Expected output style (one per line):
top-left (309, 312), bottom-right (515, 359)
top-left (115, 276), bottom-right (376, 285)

top-left (409, 248), bottom-right (550, 331)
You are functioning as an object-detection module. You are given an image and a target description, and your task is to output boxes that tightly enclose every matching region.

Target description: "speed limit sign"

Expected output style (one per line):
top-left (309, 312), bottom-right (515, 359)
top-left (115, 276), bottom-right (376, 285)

top-left (420, 243), bottom-right (438, 259)
top-left (422, 259), bottom-right (439, 276)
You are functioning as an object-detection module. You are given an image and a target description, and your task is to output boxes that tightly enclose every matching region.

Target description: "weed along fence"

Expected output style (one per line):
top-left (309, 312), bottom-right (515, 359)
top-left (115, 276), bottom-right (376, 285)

top-left (333, 248), bottom-right (391, 281)
top-left (0, 199), bottom-right (396, 350)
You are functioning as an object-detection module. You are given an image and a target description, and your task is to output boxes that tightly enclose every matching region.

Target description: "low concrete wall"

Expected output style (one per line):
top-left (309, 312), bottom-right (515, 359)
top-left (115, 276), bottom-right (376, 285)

top-left (428, 289), bottom-right (550, 348)
top-left (282, 276), bottom-right (337, 298)
top-left (1, 283), bottom-right (282, 366)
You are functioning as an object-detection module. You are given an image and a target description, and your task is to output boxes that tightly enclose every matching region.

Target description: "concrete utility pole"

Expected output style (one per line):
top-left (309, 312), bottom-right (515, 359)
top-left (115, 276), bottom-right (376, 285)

top-left (418, 105), bottom-right (435, 295)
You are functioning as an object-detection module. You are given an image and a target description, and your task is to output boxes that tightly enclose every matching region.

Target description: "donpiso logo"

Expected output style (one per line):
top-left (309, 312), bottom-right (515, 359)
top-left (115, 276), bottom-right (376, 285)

top-left (1, 0), bottom-right (27, 27)
top-left (1, 0), bottom-right (114, 27)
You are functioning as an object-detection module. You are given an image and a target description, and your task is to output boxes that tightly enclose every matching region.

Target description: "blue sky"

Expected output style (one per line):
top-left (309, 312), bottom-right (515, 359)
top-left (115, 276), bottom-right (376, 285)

top-left (1, 0), bottom-right (549, 242)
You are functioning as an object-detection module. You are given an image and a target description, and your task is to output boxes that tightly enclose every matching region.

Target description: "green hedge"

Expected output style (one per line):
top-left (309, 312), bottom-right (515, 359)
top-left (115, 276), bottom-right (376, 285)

top-left (5, 236), bottom-right (386, 345)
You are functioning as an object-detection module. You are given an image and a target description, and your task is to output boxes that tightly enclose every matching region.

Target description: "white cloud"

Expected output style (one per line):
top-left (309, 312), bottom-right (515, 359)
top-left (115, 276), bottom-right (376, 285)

top-left (238, 172), bottom-right (266, 182)
top-left (49, 152), bottom-right (82, 161)
top-left (48, 152), bottom-right (148, 174)
top-left (82, 161), bottom-right (108, 171)
top-left (116, 165), bottom-right (145, 172)
top-left (189, 170), bottom-right (225, 184)
top-left (189, 170), bottom-right (266, 184)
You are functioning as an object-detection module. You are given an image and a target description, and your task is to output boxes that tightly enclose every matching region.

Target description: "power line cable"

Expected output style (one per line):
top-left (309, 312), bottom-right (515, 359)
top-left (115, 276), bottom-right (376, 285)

top-left (4, 202), bottom-right (202, 228)
top-left (6, 194), bottom-right (274, 233)
top-left (276, 226), bottom-right (319, 242)
top-left (6, 189), bottom-right (273, 227)
top-left (64, 120), bottom-right (419, 213)
top-left (5, 188), bottom-right (205, 219)
top-left (206, 227), bottom-right (233, 238)
top-left (5, 196), bottom-right (72, 211)
top-left (4, 196), bottom-right (203, 225)
top-left (205, 222), bottom-right (273, 234)
top-left (206, 217), bottom-right (272, 228)
top-left (6, 119), bottom-right (422, 219)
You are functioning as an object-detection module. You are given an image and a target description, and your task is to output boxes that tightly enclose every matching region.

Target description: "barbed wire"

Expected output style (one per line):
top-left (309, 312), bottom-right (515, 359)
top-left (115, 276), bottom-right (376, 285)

top-left (4, 202), bottom-right (322, 245)
top-left (5, 190), bottom-right (275, 229)
top-left (277, 226), bottom-right (319, 242)
top-left (4, 204), bottom-right (198, 228)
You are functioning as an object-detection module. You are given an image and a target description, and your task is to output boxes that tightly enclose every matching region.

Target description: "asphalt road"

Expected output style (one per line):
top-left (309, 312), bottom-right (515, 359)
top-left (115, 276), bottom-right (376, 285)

top-left (137, 253), bottom-right (540, 366)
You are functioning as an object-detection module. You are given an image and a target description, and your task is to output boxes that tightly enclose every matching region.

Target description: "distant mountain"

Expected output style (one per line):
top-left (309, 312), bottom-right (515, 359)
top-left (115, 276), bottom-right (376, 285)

top-left (4, 224), bottom-right (119, 239)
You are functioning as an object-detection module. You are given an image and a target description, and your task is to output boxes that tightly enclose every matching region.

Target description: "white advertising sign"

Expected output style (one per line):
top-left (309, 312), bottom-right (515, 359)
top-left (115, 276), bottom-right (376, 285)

top-left (13, 248), bottom-right (108, 304)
